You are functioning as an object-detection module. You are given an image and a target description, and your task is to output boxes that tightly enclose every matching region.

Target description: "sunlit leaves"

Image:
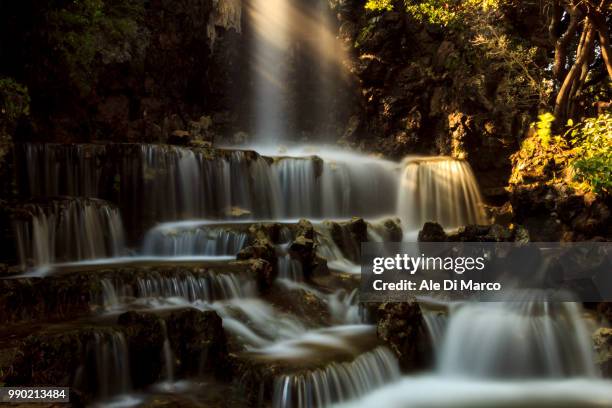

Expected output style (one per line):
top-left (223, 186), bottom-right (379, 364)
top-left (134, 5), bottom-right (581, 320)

top-left (568, 114), bottom-right (612, 194)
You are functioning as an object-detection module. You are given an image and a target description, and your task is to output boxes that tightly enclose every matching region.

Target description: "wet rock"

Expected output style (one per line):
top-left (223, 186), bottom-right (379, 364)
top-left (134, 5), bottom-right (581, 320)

top-left (266, 282), bottom-right (331, 328)
top-left (382, 218), bottom-right (404, 242)
top-left (487, 201), bottom-right (514, 225)
top-left (418, 222), bottom-right (447, 242)
top-left (593, 328), bottom-right (612, 378)
top-left (232, 131), bottom-right (248, 145)
top-left (0, 276), bottom-right (95, 326)
top-left (448, 224), bottom-right (529, 242)
top-left (289, 220), bottom-right (327, 281)
top-left (168, 129), bottom-right (192, 145)
top-left (418, 222), bottom-right (529, 243)
top-left (117, 311), bottom-right (166, 387)
top-left (510, 183), bottom-right (611, 241)
top-left (328, 218), bottom-right (367, 262)
top-left (375, 301), bottom-right (432, 371)
top-left (164, 308), bottom-right (229, 379)
top-left (5, 307), bottom-right (229, 402)
top-left (118, 308), bottom-right (230, 382)
top-left (5, 326), bottom-right (125, 404)
top-left (597, 303), bottom-right (612, 324)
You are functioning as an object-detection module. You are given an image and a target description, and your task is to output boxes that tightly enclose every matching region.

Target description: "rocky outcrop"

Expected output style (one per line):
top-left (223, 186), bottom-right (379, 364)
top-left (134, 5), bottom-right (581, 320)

top-left (290, 220), bottom-right (328, 281)
top-left (0, 262), bottom-right (252, 325)
top-left (375, 301), bottom-right (432, 371)
top-left (1, 0), bottom-right (245, 144)
top-left (593, 328), bottom-right (612, 378)
top-left (333, 2), bottom-right (544, 198)
top-left (509, 133), bottom-right (611, 241)
top-left (5, 308), bottom-right (228, 403)
top-left (418, 222), bottom-right (529, 242)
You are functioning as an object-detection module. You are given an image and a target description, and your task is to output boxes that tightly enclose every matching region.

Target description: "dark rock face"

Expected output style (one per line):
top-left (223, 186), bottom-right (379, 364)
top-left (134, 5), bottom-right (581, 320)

top-left (510, 184), bottom-right (611, 241)
top-left (0, 275), bottom-right (95, 326)
top-left (418, 222), bottom-right (529, 243)
top-left (4, 308), bottom-right (229, 403)
top-left (375, 301), bottom-right (432, 371)
top-left (1, 0), bottom-right (243, 144)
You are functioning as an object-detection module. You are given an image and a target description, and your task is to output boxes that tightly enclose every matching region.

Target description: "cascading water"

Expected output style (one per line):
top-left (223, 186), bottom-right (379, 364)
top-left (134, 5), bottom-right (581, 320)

top-left (438, 295), bottom-right (598, 379)
top-left (398, 157), bottom-right (486, 231)
top-left (278, 254), bottom-right (304, 281)
top-left (14, 198), bottom-right (126, 268)
top-left (273, 347), bottom-right (400, 408)
top-left (142, 221), bottom-right (251, 256)
top-left (338, 295), bottom-right (612, 408)
top-left (18, 144), bottom-right (399, 222)
top-left (98, 271), bottom-right (254, 312)
top-left (88, 331), bottom-right (132, 400)
top-left (9, 1), bottom-right (609, 407)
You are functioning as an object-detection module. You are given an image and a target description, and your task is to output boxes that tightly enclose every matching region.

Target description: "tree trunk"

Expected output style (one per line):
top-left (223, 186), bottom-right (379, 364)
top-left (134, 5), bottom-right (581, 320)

top-left (554, 20), bottom-right (596, 122)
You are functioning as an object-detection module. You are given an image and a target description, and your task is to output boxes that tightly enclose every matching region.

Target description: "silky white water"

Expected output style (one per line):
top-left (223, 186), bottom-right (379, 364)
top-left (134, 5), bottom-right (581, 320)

top-left (14, 198), bottom-right (126, 268)
top-left (337, 294), bottom-right (612, 408)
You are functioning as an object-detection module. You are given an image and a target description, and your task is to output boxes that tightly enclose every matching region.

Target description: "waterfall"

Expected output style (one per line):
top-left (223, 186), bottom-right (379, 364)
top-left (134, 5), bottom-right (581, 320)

top-left (97, 271), bottom-right (254, 311)
top-left (340, 295), bottom-right (612, 408)
top-left (18, 144), bottom-right (399, 222)
top-left (136, 272), bottom-right (252, 303)
top-left (160, 321), bottom-right (175, 384)
top-left (90, 331), bottom-right (132, 399)
top-left (211, 299), bottom-right (308, 348)
top-left (438, 295), bottom-right (599, 379)
top-left (398, 157), bottom-right (486, 231)
top-left (419, 304), bottom-right (448, 352)
top-left (14, 198), bottom-right (126, 268)
top-left (142, 222), bottom-right (251, 256)
top-left (278, 254), bottom-right (304, 281)
top-left (272, 347), bottom-right (400, 408)
top-left (327, 289), bottom-right (362, 324)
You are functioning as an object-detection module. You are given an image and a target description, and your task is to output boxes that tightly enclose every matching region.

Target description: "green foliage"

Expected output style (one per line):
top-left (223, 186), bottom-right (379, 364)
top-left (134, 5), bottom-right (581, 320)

top-left (365, 0), bottom-right (394, 12)
top-left (0, 78), bottom-right (30, 123)
top-left (533, 112), bottom-right (555, 147)
top-left (365, 0), bottom-right (501, 26)
top-left (355, 22), bottom-right (376, 48)
top-left (45, 0), bottom-right (145, 95)
top-left (567, 114), bottom-right (612, 195)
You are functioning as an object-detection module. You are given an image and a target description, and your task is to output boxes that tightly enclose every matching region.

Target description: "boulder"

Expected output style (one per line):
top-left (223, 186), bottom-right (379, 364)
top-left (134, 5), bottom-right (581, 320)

top-left (418, 222), bottom-right (447, 242)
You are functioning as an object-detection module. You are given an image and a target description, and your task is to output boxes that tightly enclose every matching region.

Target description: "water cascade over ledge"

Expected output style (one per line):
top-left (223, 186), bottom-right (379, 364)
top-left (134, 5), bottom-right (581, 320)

top-left (5, 0), bottom-right (611, 405)
top-left (338, 295), bottom-right (612, 408)
top-left (398, 157), bottom-right (487, 231)
top-left (13, 198), bottom-right (126, 268)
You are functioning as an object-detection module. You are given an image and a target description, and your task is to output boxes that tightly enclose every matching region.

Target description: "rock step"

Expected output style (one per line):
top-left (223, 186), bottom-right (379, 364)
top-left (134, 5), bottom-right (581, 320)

top-left (0, 260), bottom-right (255, 326)
top-left (1, 308), bottom-right (228, 405)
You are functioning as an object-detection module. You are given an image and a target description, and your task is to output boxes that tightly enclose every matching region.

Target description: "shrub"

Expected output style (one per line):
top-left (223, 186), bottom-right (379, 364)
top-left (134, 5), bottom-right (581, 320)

top-left (567, 114), bottom-right (612, 195)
